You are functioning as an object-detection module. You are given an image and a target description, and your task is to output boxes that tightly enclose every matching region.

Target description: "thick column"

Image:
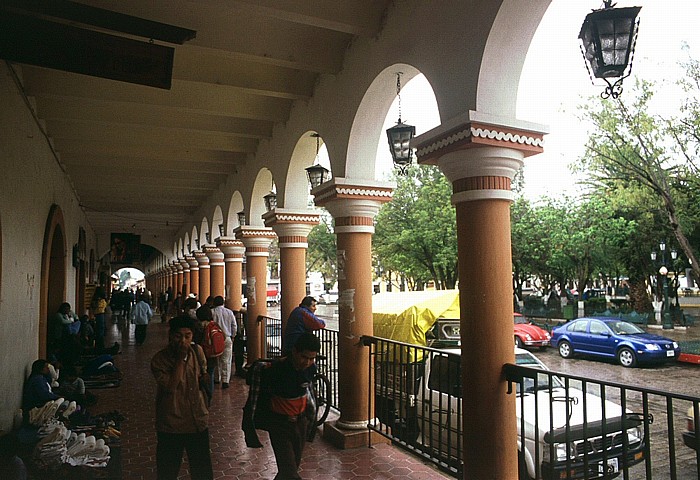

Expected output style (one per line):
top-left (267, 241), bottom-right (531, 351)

top-left (312, 178), bottom-right (393, 448)
top-left (205, 246), bottom-right (225, 298)
top-left (179, 258), bottom-right (190, 298)
top-left (175, 261), bottom-right (184, 296)
top-left (217, 239), bottom-right (245, 311)
top-left (167, 265), bottom-right (176, 293)
top-left (264, 209), bottom-right (320, 330)
top-left (195, 251), bottom-right (210, 301)
top-left (236, 226), bottom-right (276, 364)
top-left (413, 111), bottom-right (545, 480)
top-left (185, 255), bottom-right (199, 300)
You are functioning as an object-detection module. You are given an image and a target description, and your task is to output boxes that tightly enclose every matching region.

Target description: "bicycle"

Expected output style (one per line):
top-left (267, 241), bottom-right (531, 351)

top-left (309, 354), bottom-right (332, 428)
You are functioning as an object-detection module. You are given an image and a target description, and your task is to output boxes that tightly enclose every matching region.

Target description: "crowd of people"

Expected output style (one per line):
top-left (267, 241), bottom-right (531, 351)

top-left (6, 287), bottom-right (330, 480)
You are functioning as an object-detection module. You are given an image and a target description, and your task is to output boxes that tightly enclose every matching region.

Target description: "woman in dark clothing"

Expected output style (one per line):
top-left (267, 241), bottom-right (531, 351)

top-left (22, 359), bottom-right (59, 424)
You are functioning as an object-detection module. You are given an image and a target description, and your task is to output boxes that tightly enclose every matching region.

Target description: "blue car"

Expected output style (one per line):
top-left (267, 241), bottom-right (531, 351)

top-left (551, 317), bottom-right (681, 368)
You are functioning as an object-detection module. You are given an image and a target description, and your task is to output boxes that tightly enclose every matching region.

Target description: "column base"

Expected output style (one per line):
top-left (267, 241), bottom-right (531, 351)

top-left (322, 420), bottom-right (389, 449)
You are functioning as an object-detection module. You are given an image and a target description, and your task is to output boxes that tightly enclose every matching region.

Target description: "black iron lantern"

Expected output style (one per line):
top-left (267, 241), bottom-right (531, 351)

top-left (218, 223), bottom-right (225, 237)
top-left (579, 1), bottom-right (641, 99)
top-left (264, 190), bottom-right (277, 212)
top-left (204, 232), bottom-right (210, 244)
top-left (306, 133), bottom-right (331, 189)
top-left (386, 72), bottom-right (415, 174)
top-left (237, 210), bottom-right (246, 227)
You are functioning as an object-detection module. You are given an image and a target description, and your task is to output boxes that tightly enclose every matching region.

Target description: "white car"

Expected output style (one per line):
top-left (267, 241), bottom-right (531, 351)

top-left (375, 347), bottom-right (646, 479)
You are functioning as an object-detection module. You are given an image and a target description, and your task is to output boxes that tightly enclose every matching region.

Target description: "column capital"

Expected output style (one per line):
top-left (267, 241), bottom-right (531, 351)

top-left (311, 178), bottom-right (394, 234)
top-left (194, 250), bottom-right (210, 267)
top-left (263, 208), bottom-right (320, 248)
top-left (179, 258), bottom-right (189, 271)
top-left (412, 111), bottom-right (547, 204)
top-left (236, 226), bottom-right (275, 257)
top-left (185, 254), bottom-right (199, 270)
top-left (203, 245), bottom-right (225, 265)
top-left (216, 238), bottom-right (245, 261)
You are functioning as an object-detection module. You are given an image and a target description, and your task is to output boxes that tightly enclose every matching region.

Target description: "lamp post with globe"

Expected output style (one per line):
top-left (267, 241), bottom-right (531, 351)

top-left (651, 242), bottom-right (677, 329)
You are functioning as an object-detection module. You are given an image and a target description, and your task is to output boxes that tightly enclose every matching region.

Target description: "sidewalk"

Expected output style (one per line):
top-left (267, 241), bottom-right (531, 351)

top-left (98, 315), bottom-right (451, 479)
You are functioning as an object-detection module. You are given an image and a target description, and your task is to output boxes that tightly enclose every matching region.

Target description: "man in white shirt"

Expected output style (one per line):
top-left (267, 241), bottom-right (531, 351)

top-left (211, 296), bottom-right (237, 388)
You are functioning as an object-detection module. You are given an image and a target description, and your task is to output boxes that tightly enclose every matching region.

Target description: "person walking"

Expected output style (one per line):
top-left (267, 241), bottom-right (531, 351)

top-left (211, 296), bottom-right (236, 388)
top-left (151, 315), bottom-right (213, 480)
top-left (131, 292), bottom-right (154, 345)
top-left (262, 332), bottom-right (321, 480)
top-left (90, 287), bottom-right (108, 351)
top-left (282, 296), bottom-right (326, 355)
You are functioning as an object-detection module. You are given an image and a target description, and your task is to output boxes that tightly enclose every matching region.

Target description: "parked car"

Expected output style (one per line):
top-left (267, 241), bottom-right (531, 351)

top-left (550, 317), bottom-right (681, 367)
top-left (684, 405), bottom-right (698, 451)
top-left (375, 347), bottom-right (646, 479)
top-left (513, 313), bottom-right (550, 349)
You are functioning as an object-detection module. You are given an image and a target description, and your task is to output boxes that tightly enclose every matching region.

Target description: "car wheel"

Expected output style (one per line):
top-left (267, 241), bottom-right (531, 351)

top-left (558, 341), bottom-right (573, 359)
top-left (515, 336), bottom-right (524, 348)
top-left (617, 347), bottom-right (637, 368)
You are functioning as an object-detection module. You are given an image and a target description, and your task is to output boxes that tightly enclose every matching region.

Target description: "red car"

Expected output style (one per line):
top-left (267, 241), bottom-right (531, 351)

top-left (513, 313), bottom-right (550, 349)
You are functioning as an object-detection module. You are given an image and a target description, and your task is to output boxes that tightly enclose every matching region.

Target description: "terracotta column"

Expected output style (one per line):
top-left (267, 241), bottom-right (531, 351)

top-left (236, 226), bottom-right (276, 364)
top-left (179, 258), bottom-right (190, 298)
top-left (205, 246), bottom-right (225, 298)
top-left (185, 255), bottom-right (199, 300)
top-left (263, 209), bottom-right (320, 331)
top-left (195, 251), bottom-right (211, 302)
top-left (312, 178), bottom-right (393, 448)
top-left (413, 112), bottom-right (545, 480)
top-left (217, 238), bottom-right (245, 311)
top-left (168, 264), bottom-right (176, 293)
top-left (175, 261), bottom-right (184, 296)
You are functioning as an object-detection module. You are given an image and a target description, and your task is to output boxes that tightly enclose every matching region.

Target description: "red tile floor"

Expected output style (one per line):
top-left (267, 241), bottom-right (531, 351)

top-left (97, 315), bottom-right (452, 479)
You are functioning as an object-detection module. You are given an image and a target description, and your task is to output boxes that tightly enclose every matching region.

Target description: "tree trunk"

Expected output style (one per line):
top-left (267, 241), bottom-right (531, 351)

top-left (628, 278), bottom-right (653, 313)
top-left (662, 192), bottom-right (700, 286)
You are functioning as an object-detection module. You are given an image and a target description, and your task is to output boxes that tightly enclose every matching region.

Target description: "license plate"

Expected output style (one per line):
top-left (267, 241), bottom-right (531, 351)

top-left (667, 350), bottom-right (675, 357)
top-left (598, 458), bottom-right (619, 475)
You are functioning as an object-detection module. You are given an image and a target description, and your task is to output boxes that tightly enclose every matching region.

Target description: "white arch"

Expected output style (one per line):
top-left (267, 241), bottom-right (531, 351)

top-left (250, 168), bottom-right (273, 227)
top-left (212, 205), bottom-right (224, 240)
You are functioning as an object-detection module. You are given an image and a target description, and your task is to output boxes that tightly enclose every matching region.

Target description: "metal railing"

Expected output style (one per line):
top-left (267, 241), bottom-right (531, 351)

top-left (362, 335), bottom-right (700, 479)
top-left (259, 315), bottom-right (339, 411)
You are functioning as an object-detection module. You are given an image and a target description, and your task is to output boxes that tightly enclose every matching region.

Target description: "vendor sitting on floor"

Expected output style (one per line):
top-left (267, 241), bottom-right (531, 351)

top-left (58, 365), bottom-right (96, 407)
top-left (22, 359), bottom-right (60, 423)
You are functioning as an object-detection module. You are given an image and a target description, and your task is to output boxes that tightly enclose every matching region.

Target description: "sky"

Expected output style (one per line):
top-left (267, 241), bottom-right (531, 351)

top-left (373, 0), bottom-right (700, 201)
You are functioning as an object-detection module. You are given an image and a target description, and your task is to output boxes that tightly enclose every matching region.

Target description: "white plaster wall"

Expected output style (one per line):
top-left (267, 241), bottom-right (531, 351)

top-left (0, 63), bottom-right (95, 432)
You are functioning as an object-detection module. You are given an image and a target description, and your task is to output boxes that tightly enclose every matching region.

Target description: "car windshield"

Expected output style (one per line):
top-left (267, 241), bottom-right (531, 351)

top-left (515, 352), bottom-right (564, 393)
top-left (514, 315), bottom-right (528, 325)
top-left (608, 321), bottom-right (645, 335)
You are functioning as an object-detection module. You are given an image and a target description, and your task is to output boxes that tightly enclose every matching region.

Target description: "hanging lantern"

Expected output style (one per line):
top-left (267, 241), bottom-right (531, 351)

top-left (218, 224), bottom-right (225, 237)
top-left (264, 190), bottom-right (277, 212)
top-left (237, 210), bottom-right (246, 227)
top-left (306, 133), bottom-right (331, 189)
top-left (579, 1), bottom-right (641, 99)
top-left (386, 72), bottom-right (415, 174)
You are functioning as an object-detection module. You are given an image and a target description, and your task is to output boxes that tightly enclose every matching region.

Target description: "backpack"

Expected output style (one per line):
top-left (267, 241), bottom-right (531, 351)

top-left (202, 321), bottom-right (226, 358)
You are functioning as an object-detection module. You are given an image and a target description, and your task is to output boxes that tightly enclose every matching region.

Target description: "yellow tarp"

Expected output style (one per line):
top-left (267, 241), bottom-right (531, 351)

top-left (372, 289), bottom-right (460, 346)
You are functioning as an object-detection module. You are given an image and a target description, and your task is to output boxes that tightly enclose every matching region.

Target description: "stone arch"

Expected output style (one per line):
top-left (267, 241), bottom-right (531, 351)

top-left (40, 204), bottom-right (67, 359)
top-left (477, 0), bottom-right (551, 116)
top-left (226, 191), bottom-right (244, 232)
top-left (250, 169), bottom-right (273, 226)
top-left (212, 205), bottom-right (224, 240)
top-left (283, 131), bottom-right (328, 209)
top-left (346, 64), bottom-right (422, 179)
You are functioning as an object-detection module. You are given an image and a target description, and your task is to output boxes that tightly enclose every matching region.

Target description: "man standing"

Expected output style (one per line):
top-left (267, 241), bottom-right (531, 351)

top-left (131, 292), bottom-right (153, 345)
top-left (211, 295), bottom-right (236, 388)
top-left (263, 332), bottom-right (321, 480)
top-left (282, 296), bottom-right (326, 355)
top-left (151, 316), bottom-right (212, 480)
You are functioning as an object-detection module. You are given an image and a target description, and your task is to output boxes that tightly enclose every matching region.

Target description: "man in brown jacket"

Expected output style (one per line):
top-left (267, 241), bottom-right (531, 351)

top-left (151, 315), bottom-right (212, 480)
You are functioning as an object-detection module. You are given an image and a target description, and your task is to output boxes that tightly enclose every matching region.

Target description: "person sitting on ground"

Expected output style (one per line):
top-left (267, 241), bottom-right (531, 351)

top-left (0, 432), bottom-right (27, 480)
top-left (22, 359), bottom-right (60, 423)
top-left (58, 365), bottom-right (96, 407)
top-left (282, 296), bottom-right (326, 355)
top-left (48, 302), bottom-right (78, 357)
top-left (47, 355), bottom-right (62, 388)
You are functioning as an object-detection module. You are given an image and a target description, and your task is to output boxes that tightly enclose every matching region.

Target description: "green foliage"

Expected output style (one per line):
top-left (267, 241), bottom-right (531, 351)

top-left (374, 164), bottom-right (458, 289)
top-left (306, 215), bottom-right (337, 287)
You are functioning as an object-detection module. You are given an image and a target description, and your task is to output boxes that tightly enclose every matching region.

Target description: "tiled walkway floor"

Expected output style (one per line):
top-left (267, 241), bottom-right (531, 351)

top-left (98, 315), bottom-right (451, 479)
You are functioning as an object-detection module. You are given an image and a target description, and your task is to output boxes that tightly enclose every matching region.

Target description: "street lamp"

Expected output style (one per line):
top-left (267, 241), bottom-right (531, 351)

top-left (651, 241), bottom-right (675, 329)
top-left (579, 1), bottom-right (641, 99)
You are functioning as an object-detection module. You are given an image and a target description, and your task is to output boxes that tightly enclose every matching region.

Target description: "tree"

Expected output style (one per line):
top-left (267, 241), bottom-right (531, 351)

top-left (577, 76), bottom-right (700, 286)
top-left (306, 215), bottom-right (338, 290)
top-left (374, 165), bottom-right (458, 290)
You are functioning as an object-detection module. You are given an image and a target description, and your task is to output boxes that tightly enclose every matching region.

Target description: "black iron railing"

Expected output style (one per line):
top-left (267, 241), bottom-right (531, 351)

top-left (361, 335), bottom-right (700, 479)
top-left (259, 315), bottom-right (339, 411)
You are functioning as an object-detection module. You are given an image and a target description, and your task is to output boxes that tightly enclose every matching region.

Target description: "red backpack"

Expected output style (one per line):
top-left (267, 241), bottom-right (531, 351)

top-left (202, 321), bottom-right (226, 358)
